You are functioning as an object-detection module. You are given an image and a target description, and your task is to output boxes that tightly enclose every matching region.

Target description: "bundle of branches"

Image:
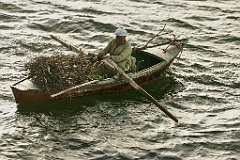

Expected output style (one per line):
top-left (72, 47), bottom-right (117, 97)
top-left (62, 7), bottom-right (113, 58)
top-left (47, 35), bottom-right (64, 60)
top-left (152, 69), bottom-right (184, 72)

top-left (25, 53), bottom-right (93, 91)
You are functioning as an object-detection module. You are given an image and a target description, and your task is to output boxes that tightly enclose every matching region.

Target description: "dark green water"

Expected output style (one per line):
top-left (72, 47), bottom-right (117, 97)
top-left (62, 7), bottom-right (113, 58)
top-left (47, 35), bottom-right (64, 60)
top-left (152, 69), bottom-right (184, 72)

top-left (0, 0), bottom-right (239, 159)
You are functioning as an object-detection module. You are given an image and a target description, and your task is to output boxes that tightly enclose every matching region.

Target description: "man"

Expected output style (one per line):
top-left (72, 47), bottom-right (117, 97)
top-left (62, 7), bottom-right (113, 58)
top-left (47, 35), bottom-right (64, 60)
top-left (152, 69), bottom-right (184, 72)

top-left (94, 28), bottom-right (136, 75)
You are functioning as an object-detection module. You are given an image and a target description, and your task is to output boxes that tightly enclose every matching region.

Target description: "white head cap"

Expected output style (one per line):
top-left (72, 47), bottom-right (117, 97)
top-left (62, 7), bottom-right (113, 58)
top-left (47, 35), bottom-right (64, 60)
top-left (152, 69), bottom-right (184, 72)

top-left (115, 28), bottom-right (128, 36)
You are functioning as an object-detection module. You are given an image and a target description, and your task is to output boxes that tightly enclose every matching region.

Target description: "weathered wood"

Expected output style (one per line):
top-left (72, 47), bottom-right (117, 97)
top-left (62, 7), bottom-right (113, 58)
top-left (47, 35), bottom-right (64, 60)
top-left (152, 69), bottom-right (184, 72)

top-left (51, 80), bottom-right (99, 98)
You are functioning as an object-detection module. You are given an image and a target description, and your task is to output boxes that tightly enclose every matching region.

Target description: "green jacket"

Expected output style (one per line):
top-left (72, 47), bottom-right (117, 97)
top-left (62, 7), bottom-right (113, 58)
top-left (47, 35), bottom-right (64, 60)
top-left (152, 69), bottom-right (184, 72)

top-left (98, 38), bottom-right (136, 72)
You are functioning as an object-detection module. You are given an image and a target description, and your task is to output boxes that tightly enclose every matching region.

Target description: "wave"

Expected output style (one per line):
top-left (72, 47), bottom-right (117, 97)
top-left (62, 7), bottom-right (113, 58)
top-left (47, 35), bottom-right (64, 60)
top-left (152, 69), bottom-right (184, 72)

top-left (26, 18), bottom-right (118, 34)
top-left (185, 15), bottom-right (219, 22)
top-left (0, 13), bottom-right (25, 22)
top-left (0, 2), bottom-right (22, 12)
top-left (163, 18), bottom-right (199, 30)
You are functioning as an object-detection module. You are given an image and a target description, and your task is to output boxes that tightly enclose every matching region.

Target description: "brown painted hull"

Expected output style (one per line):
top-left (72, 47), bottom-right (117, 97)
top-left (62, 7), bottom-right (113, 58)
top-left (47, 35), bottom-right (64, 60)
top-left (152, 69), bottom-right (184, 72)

top-left (11, 44), bottom-right (182, 104)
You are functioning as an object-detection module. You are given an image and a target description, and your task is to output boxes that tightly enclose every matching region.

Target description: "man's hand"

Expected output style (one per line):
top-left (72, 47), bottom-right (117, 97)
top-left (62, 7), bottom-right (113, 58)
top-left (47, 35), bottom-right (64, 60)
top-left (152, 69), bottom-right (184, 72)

top-left (102, 55), bottom-right (110, 59)
top-left (92, 56), bottom-right (99, 62)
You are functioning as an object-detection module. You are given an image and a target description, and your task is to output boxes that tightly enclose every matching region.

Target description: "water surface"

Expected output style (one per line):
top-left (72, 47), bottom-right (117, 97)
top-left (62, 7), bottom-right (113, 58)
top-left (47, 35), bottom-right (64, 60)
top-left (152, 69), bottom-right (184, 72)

top-left (0, 0), bottom-right (239, 159)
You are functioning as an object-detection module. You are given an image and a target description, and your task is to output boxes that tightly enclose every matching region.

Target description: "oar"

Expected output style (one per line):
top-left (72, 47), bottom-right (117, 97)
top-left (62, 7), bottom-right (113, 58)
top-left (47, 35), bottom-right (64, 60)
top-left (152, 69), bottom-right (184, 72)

top-left (12, 76), bottom-right (31, 86)
top-left (50, 35), bottom-right (84, 55)
top-left (103, 58), bottom-right (178, 123)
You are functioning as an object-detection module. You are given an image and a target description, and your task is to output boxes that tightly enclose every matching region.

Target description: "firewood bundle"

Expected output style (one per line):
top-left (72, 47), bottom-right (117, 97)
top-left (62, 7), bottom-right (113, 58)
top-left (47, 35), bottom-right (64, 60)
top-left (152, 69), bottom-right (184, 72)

top-left (25, 53), bottom-right (93, 90)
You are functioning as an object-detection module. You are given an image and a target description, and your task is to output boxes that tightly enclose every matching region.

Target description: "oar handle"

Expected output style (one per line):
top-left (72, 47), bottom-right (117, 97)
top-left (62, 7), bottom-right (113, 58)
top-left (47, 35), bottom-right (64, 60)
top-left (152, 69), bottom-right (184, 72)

top-left (50, 35), bottom-right (84, 54)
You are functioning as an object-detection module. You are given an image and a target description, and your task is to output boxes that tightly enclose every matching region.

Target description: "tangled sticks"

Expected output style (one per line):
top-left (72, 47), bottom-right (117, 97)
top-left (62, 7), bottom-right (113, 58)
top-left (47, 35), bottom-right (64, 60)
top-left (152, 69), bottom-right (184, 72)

top-left (25, 53), bottom-right (93, 91)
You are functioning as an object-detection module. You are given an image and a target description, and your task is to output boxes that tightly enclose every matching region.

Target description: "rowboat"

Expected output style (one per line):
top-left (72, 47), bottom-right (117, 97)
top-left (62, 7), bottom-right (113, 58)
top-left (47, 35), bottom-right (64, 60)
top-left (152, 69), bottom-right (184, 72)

top-left (11, 39), bottom-right (187, 104)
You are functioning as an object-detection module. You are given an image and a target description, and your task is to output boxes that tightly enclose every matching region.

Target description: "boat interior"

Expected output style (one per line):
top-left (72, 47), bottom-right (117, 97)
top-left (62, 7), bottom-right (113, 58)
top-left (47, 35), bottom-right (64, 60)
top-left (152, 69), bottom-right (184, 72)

top-left (132, 49), bottom-right (165, 71)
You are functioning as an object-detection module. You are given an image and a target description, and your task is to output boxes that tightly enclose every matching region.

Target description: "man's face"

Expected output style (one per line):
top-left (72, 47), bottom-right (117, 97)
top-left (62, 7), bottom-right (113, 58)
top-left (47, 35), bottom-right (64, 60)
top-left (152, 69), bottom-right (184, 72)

top-left (116, 36), bottom-right (126, 45)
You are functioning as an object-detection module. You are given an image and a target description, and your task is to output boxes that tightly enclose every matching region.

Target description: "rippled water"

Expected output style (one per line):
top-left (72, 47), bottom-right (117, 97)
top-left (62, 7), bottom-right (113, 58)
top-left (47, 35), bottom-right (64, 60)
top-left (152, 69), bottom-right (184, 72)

top-left (0, 0), bottom-right (239, 159)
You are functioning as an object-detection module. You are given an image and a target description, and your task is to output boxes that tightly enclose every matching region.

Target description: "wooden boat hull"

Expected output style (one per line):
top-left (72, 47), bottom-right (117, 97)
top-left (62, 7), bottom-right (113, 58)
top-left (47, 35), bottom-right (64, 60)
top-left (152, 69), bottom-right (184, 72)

top-left (11, 44), bottom-right (183, 103)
